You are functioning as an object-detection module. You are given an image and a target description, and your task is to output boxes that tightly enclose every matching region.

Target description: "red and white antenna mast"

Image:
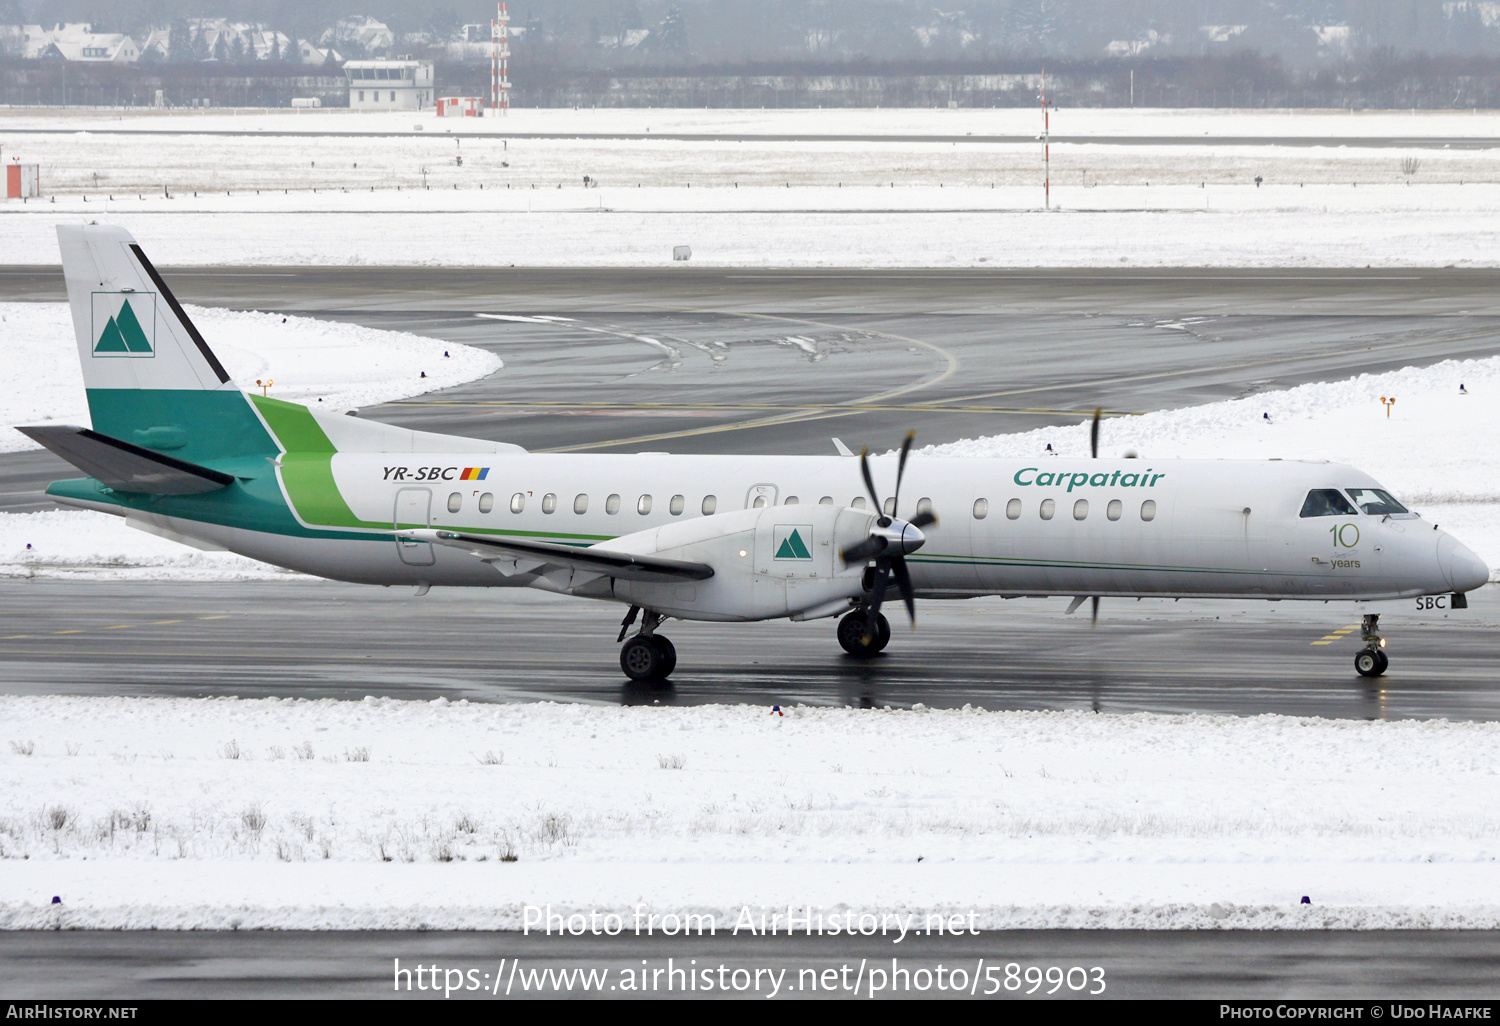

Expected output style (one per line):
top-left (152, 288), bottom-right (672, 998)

top-left (1041, 67), bottom-right (1050, 211)
top-left (491, 2), bottom-right (510, 115)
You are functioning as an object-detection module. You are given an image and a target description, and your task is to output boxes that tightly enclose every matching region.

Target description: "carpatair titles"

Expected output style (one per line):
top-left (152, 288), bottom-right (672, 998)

top-left (1013, 467), bottom-right (1167, 492)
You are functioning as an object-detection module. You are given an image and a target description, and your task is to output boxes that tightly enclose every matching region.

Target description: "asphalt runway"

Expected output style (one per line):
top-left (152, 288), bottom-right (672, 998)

top-left (0, 580), bottom-right (1494, 720)
top-left (4, 929), bottom-right (1499, 999)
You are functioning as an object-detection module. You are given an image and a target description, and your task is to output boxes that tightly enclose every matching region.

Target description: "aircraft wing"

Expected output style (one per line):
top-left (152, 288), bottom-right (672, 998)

top-left (16, 424), bottom-right (235, 495)
top-left (409, 529), bottom-right (715, 583)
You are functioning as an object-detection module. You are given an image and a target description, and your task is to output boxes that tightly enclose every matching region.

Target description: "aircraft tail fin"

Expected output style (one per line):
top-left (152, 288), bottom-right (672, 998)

top-left (56, 224), bottom-right (275, 464)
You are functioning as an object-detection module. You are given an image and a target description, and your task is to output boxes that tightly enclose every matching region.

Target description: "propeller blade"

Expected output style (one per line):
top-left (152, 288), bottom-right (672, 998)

top-left (863, 561), bottom-right (891, 641)
top-left (1090, 408), bottom-right (1102, 459)
top-left (891, 555), bottom-right (916, 624)
top-left (893, 431), bottom-right (915, 512)
top-left (908, 510), bottom-right (937, 530)
top-left (858, 447), bottom-right (883, 520)
top-left (1091, 595), bottom-right (1100, 627)
top-left (840, 535), bottom-right (887, 564)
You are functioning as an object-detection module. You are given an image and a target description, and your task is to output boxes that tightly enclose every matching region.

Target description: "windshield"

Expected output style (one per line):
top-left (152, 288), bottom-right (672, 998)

top-left (1299, 489), bottom-right (1359, 518)
top-left (1346, 487), bottom-right (1410, 516)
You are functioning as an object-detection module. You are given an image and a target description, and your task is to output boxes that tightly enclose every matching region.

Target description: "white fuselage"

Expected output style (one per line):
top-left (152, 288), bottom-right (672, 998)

top-left (172, 451), bottom-right (1482, 609)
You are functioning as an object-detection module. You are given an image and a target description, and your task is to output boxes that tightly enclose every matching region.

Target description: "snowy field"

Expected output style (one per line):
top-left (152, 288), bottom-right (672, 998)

top-left (4, 108), bottom-right (1500, 266)
top-left (4, 695), bottom-right (1500, 930)
top-left (11, 105), bottom-right (1500, 140)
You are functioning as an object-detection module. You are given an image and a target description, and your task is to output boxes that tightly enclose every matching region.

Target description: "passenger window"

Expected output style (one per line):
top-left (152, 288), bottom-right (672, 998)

top-left (916, 497), bottom-right (933, 517)
top-left (1299, 489), bottom-right (1358, 518)
top-left (1006, 498), bottom-right (1022, 520)
top-left (541, 493), bottom-right (556, 514)
top-left (669, 494), bottom-right (685, 516)
top-left (852, 497), bottom-right (867, 510)
top-left (784, 496), bottom-right (799, 505)
top-left (819, 496), bottom-right (833, 505)
top-left (882, 497), bottom-right (896, 517)
top-left (510, 492), bottom-right (525, 513)
top-left (478, 492), bottom-right (494, 514)
top-left (606, 493), bottom-right (621, 515)
top-left (447, 492), bottom-right (462, 513)
top-left (702, 495), bottom-right (717, 515)
top-left (1141, 499), bottom-right (1157, 522)
top-left (1040, 498), bottom-right (1055, 520)
top-left (1345, 487), bottom-right (1409, 516)
top-left (573, 493), bottom-right (588, 514)
top-left (752, 496), bottom-right (767, 508)
top-left (637, 494), bottom-right (652, 515)
top-left (1073, 499), bottom-right (1088, 520)
top-left (972, 498), bottom-right (989, 520)
top-left (1107, 499), bottom-right (1122, 521)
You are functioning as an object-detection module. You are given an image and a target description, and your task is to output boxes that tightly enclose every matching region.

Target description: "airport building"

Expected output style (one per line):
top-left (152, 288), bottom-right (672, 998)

top-left (345, 59), bottom-right (433, 110)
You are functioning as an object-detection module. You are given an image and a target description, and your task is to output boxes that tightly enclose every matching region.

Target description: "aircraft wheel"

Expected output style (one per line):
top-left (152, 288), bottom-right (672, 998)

top-left (837, 611), bottom-right (883, 658)
top-left (621, 636), bottom-right (668, 681)
top-left (1355, 648), bottom-right (1388, 678)
top-left (653, 635), bottom-right (677, 677)
top-left (872, 613), bottom-right (892, 653)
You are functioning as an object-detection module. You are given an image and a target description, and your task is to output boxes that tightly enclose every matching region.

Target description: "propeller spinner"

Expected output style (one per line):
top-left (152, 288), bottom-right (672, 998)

top-left (839, 432), bottom-right (938, 641)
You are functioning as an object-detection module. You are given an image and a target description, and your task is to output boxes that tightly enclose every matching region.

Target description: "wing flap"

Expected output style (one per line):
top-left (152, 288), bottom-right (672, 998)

top-left (412, 529), bottom-right (714, 583)
top-left (16, 424), bottom-right (235, 495)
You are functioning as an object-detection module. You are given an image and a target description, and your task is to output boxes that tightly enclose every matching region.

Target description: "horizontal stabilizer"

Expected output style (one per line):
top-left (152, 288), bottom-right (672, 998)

top-left (411, 530), bottom-right (714, 583)
top-left (16, 424), bottom-right (235, 495)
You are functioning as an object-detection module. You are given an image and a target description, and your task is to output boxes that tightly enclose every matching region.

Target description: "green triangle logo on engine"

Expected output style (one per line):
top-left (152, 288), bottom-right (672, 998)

top-left (774, 526), bottom-right (812, 560)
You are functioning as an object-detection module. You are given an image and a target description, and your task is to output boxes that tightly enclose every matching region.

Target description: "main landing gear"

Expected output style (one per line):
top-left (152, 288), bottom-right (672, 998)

top-left (617, 606), bottom-right (677, 681)
top-left (837, 609), bottom-right (891, 658)
top-left (1354, 614), bottom-right (1389, 678)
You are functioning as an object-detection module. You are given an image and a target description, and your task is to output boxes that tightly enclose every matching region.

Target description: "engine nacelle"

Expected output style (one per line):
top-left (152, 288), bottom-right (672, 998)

top-left (607, 503), bottom-right (875, 622)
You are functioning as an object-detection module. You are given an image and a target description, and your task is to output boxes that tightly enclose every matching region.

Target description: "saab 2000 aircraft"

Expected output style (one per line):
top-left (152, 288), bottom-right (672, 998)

top-left (22, 225), bottom-right (1490, 681)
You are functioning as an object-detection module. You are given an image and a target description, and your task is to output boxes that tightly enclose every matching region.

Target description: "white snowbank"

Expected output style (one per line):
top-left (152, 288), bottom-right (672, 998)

top-left (925, 353), bottom-right (1500, 577)
top-left (5, 196), bottom-right (1499, 268)
top-left (3, 695), bottom-right (1500, 930)
top-left (9, 106), bottom-right (1500, 140)
top-left (0, 302), bottom-right (502, 454)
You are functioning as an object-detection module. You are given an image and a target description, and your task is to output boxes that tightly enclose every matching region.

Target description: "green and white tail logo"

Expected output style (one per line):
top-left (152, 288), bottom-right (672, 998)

top-left (773, 524), bottom-right (813, 560)
top-left (91, 292), bottom-right (156, 357)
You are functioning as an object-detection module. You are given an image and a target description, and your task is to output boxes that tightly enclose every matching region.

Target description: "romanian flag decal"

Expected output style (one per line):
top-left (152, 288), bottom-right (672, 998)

top-left (460, 467), bottom-right (489, 481)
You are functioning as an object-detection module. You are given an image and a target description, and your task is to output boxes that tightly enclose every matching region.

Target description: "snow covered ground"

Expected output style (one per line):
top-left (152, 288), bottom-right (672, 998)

top-left (3, 695), bottom-right (1500, 930)
top-left (5, 107), bottom-right (1500, 266)
top-left (6, 197), bottom-right (1500, 268)
top-left (11, 105), bottom-right (1500, 140)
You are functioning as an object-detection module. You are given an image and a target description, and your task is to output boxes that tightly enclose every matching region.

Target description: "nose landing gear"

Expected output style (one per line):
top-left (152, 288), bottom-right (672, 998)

top-left (1354, 614), bottom-right (1389, 677)
top-left (617, 606), bottom-right (677, 681)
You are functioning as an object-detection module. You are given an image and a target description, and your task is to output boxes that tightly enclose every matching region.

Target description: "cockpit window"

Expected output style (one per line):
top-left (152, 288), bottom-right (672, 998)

top-left (1300, 489), bottom-right (1359, 518)
top-left (1346, 488), bottom-right (1409, 516)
